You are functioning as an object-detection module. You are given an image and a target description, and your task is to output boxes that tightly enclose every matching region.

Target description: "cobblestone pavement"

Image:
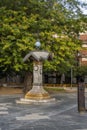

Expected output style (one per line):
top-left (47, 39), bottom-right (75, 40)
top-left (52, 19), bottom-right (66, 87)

top-left (0, 92), bottom-right (87, 130)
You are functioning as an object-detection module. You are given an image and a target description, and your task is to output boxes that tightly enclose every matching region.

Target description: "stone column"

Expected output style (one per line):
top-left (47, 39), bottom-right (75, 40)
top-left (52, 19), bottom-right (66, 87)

top-left (33, 61), bottom-right (43, 86)
top-left (25, 61), bottom-right (50, 99)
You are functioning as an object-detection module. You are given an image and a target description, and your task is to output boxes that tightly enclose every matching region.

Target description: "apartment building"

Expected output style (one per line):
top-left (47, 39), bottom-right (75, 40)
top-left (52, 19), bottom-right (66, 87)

top-left (80, 33), bottom-right (87, 66)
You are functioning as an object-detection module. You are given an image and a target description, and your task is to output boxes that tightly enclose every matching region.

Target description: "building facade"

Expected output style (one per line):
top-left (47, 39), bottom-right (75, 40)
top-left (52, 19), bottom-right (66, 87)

top-left (80, 33), bottom-right (87, 65)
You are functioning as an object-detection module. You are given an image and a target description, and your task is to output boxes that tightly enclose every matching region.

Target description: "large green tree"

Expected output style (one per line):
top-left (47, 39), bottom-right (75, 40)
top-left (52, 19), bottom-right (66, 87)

top-left (0, 0), bottom-right (87, 76)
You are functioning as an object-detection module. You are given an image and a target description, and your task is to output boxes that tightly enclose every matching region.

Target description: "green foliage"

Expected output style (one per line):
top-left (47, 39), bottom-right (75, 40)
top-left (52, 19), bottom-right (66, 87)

top-left (0, 0), bottom-right (87, 75)
top-left (0, 8), bottom-right (35, 73)
top-left (74, 66), bottom-right (87, 77)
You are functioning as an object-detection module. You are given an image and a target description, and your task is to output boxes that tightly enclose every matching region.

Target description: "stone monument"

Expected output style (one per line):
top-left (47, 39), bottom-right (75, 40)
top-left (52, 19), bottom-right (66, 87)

top-left (16, 41), bottom-right (55, 104)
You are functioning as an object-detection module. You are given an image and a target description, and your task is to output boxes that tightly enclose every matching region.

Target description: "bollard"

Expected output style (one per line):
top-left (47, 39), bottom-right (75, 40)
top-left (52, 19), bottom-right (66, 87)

top-left (77, 77), bottom-right (85, 112)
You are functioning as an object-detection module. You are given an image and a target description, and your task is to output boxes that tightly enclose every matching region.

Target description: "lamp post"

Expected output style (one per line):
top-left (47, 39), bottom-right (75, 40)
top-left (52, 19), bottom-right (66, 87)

top-left (77, 52), bottom-right (86, 113)
top-left (71, 67), bottom-right (73, 89)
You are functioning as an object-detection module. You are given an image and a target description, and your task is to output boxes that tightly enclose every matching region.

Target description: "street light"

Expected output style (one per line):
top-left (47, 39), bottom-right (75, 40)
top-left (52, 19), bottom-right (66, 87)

top-left (77, 51), bottom-right (86, 113)
top-left (71, 67), bottom-right (73, 89)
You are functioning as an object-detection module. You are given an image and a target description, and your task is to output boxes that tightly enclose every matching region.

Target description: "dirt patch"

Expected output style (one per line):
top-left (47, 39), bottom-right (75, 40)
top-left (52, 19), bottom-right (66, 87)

top-left (0, 87), bottom-right (23, 95)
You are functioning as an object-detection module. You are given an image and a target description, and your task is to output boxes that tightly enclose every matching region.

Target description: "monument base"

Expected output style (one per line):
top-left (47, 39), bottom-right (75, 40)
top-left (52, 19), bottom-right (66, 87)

top-left (24, 84), bottom-right (51, 99)
top-left (25, 91), bottom-right (51, 100)
top-left (16, 97), bottom-right (56, 104)
top-left (16, 85), bottom-right (56, 104)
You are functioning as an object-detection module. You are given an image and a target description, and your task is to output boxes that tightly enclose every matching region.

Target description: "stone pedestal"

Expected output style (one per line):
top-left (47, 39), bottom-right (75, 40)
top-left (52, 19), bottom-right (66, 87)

top-left (25, 61), bottom-right (50, 100)
top-left (16, 51), bottom-right (55, 104)
top-left (16, 61), bottom-right (55, 104)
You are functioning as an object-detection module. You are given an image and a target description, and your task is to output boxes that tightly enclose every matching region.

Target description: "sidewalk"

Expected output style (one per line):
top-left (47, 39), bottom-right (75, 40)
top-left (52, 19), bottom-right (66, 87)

top-left (0, 92), bottom-right (87, 130)
top-left (64, 87), bottom-right (87, 93)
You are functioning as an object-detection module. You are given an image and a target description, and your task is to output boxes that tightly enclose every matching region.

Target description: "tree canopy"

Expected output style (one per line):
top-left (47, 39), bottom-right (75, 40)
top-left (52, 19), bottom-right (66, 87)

top-left (0, 0), bottom-right (87, 75)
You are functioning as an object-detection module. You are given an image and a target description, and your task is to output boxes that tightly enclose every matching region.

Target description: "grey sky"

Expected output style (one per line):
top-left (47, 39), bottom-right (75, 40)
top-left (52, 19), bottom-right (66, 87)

top-left (79, 0), bottom-right (87, 14)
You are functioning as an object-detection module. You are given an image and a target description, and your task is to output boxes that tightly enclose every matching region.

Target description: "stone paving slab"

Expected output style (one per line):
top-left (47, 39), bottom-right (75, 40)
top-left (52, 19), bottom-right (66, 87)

top-left (0, 93), bottom-right (87, 130)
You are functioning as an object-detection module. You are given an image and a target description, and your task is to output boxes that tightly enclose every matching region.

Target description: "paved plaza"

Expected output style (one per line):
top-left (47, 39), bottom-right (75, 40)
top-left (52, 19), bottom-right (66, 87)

top-left (0, 91), bottom-right (87, 130)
